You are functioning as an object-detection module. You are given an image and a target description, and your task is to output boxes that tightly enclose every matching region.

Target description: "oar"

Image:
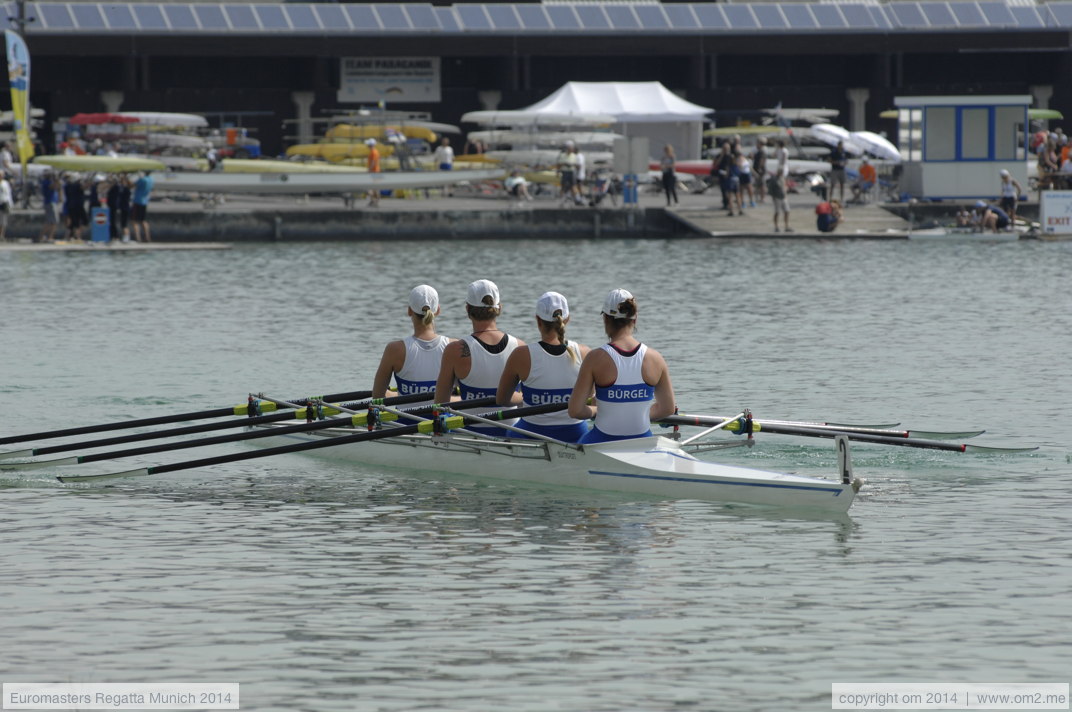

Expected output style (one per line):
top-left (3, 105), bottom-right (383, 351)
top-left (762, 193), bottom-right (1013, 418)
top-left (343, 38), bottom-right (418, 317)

top-left (56, 401), bottom-right (561, 484)
top-left (661, 415), bottom-right (1035, 453)
top-left (671, 413), bottom-right (985, 440)
top-left (7, 395), bottom-right (497, 472)
top-left (0, 391), bottom-right (433, 463)
top-left (0, 389), bottom-right (376, 446)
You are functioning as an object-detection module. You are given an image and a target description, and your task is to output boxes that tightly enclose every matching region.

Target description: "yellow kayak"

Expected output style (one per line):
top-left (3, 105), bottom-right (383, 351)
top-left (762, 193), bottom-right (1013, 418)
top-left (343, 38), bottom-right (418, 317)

top-left (34, 155), bottom-right (167, 172)
top-left (325, 124), bottom-right (438, 143)
top-left (285, 143), bottom-right (396, 161)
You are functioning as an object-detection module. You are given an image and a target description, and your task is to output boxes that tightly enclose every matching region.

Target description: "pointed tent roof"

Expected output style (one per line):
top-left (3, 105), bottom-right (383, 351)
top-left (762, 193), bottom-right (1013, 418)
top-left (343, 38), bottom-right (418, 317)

top-left (521, 82), bottom-right (713, 123)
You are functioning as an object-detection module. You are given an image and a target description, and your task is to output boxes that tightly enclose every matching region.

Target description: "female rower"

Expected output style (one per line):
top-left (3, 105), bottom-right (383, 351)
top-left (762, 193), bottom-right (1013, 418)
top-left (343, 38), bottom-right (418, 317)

top-left (434, 279), bottom-right (525, 436)
top-left (372, 285), bottom-right (454, 400)
top-left (496, 291), bottom-right (591, 443)
top-left (568, 288), bottom-right (675, 444)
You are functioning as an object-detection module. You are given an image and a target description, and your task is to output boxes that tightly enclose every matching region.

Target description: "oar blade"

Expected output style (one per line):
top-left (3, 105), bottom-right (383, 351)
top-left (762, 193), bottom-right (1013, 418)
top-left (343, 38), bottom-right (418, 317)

top-left (58, 467), bottom-right (151, 483)
top-left (907, 429), bottom-right (986, 440)
top-left (0, 456), bottom-right (79, 471)
top-left (963, 444), bottom-right (1039, 454)
top-left (0, 448), bottom-right (35, 461)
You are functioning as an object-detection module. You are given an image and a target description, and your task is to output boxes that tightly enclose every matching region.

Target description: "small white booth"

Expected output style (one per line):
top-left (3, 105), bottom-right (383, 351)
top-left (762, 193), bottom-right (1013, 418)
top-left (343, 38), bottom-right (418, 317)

top-left (894, 94), bottom-right (1030, 200)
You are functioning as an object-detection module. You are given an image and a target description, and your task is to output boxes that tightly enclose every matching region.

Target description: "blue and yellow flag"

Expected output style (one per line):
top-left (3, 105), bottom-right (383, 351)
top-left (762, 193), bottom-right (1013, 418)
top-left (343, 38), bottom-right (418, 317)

top-left (5, 29), bottom-right (34, 167)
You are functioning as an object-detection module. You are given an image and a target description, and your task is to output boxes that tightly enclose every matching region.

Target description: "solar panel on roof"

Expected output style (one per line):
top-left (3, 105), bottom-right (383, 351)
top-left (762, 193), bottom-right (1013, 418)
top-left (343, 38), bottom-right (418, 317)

top-left (921, 3), bottom-right (956, 28)
top-left (456, 5), bottom-right (490, 30)
top-left (752, 5), bottom-right (786, 30)
top-left (692, 4), bottom-right (728, 29)
top-left (284, 5), bottom-right (319, 30)
top-left (605, 6), bottom-right (640, 31)
top-left (434, 7), bottom-right (460, 32)
top-left (722, 5), bottom-right (758, 29)
top-left (313, 5), bottom-right (350, 31)
top-left (37, 3), bottom-right (74, 29)
top-left (889, 4), bottom-right (928, 28)
top-left (345, 5), bottom-right (380, 30)
top-left (810, 5), bottom-right (846, 29)
top-left (255, 4), bottom-right (287, 29)
top-left (405, 5), bottom-right (439, 31)
top-left (487, 5), bottom-right (522, 31)
top-left (193, 5), bottom-right (228, 30)
top-left (575, 6), bottom-right (610, 30)
top-left (663, 5), bottom-right (698, 30)
top-left (516, 5), bottom-right (551, 31)
top-left (375, 4), bottom-right (411, 30)
top-left (223, 5), bottom-right (257, 30)
top-left (867, 6), bottom-right (892, 29)
top-left (103, 4), bottom-right (137, 30)
top-left (546, 5), bottom-right (581, 30)
top-left (781, 4), bottom-right (816, 31)
top-left (949, 3), bottom-right (986, 27)
top-left (839, 5), bottom-right (876, 28)
top-left (634, 6), bottom-right (669, 31)
top-left (132, 4), bottom-right (168, 30)
top-left (71, 4), bottom-right (106, 29)
top-left (1046, 2), bottom-right (1072, 26)
top-left (163, 5), bottom-right (198, 30)
top-left (978, 1), bottom-right (1015, 25)
top-left (1009, 5), bottom-right (1043, 27)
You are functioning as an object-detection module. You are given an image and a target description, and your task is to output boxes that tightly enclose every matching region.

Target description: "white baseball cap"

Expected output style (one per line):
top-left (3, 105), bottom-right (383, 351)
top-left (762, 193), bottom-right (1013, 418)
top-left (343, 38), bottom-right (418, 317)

top-left (602, 288), bottom-right (636, 319)
top-left (535, 292), bottom-right (569, 321)
top-left (365, 138), bottom-right (376, 146)
top-left (408, 284), bottom-right (439, 314)
top-left (466, 279), bottom-right (501, 308)
top-left (999, 169), bottom-right (1010, 177)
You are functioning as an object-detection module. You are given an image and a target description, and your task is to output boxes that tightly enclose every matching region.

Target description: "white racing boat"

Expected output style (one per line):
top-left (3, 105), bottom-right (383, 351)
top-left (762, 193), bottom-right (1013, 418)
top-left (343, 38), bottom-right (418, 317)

top-left (249, 416), bottom-right (860, 514)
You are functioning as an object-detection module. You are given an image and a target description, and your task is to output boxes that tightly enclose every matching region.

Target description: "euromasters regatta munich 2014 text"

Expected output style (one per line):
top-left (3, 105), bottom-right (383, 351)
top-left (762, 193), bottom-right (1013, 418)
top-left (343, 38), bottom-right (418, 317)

top-left (8, 691), bottom-right (199, 706)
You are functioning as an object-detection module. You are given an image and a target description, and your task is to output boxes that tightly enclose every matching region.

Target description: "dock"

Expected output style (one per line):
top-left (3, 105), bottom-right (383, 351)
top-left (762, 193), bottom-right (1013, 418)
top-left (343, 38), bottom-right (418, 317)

top-left (0, 185), bottom-right (1039, 244)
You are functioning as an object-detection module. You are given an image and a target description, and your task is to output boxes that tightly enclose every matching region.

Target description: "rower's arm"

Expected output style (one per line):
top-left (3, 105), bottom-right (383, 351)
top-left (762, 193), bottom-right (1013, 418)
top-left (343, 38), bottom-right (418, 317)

top-left (433, 340), bottom-right (463, 405)
top-left (568, 352), bottom-right (599, 420)
top-left (495, 347), bottom-right (529, 407)
top-left (371, 341), bottom-right (405, 399)
top-left (646, 350), bottom-right (677, 422)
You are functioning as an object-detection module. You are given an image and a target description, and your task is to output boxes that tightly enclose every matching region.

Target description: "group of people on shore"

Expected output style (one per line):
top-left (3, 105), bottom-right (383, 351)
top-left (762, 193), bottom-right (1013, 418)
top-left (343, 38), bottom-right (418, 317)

top-left (34, 170), bottom-right (154, 243)
top-left (372, 281), bottom-right (675, 444)
top-left (704, 136), bottom-right (793, 232)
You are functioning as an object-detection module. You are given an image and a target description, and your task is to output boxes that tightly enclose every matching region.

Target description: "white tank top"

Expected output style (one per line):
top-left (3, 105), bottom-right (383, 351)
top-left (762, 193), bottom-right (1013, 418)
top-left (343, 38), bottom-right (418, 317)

top-left (458, 333), bottom-right (519, 400)
top-left (521, 342), bottom-right (583, 427)
top-left (593, 343), bottom-right (655, 437)
top-left (1000, 179), bottom-right (1017, 198)
top-left (394, 334), bottom-right (450, 398)
top-left (459, 333), bottom-right (519, 430)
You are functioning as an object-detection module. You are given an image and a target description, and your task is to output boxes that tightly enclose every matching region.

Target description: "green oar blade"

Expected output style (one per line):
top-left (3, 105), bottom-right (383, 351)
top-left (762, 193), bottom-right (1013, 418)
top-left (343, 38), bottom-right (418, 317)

top-left (964, 444), bottom-right (1039, 454)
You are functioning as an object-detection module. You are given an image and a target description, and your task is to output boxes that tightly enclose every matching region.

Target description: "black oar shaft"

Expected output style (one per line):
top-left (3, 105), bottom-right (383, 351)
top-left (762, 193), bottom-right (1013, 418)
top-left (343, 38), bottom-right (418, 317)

top-left (147, 424), bottom-right (425, 476)
top-left (0, 389), bottom-right (374, 446)
top-left (16, 391), bottom-right (435, 457)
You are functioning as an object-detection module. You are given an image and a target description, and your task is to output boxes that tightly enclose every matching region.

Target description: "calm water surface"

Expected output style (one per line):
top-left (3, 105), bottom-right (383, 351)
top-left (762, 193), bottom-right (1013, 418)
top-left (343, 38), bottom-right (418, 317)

top-left (2, 237), bottom-right (1070, 711)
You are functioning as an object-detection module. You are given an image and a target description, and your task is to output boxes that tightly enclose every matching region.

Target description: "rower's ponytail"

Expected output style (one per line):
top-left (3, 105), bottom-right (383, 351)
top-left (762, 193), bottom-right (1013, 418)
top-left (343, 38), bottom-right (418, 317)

top-left (421, 306), bottom-right (435, 326)
top-left (604, 297), bottom-right (638, 335)
top-left (467, 295), bottom-right (502, 321)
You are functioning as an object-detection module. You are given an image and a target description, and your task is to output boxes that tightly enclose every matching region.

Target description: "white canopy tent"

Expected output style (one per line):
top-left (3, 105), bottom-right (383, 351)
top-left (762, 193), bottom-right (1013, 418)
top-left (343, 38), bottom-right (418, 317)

top-left (520, 82), bottom-right (713, 160)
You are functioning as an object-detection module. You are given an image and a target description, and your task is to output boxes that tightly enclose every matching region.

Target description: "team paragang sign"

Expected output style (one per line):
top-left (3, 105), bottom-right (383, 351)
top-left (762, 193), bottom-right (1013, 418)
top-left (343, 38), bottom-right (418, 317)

top-left (338, 57), bottom-right (441, 103)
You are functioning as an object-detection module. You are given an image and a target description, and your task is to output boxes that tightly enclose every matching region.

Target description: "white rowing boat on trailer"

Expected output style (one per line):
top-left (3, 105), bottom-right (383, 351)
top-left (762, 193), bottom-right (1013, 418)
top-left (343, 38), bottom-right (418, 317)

top-left (249, 418), bottom-right (861, 514)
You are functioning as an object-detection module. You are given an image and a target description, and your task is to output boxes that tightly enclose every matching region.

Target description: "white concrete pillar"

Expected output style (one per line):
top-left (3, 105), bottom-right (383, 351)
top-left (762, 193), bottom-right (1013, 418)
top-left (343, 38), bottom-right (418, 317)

top-left (846, 87), bottom-right (870, 132)
top-left (1030, 84), bottom-right (1053, 110)
top-left (478, 90), bottom-right (501, 111)
top-left (100, 91), bottom-right (124, 113)
top-left (290, 91), bottom-right (315, 146)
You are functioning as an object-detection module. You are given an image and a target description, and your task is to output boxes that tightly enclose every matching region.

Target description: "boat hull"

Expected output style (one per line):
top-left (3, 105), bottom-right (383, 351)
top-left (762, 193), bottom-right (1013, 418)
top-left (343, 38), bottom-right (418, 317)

top-left (251, 427), bottom-right (856, 513)
top-left (154, 168), bottom-right (504, 194)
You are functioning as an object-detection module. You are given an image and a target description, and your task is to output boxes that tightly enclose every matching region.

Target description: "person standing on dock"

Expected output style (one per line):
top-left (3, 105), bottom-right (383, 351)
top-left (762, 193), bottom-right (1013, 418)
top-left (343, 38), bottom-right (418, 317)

top-left (496, 291), bottom-right (591, 443)
top-left (769, 139), bottom-right (792, 233)
top-left (998, 169), bottom-right (1024, 226)
top-left (366, 138), bottom-right (381, 207)
top-left (0, 171), bottom-right (12, 241)
top-left (131, 171), bottom-right (154, 243)
top-left (433, 137), bottom-right (455, 197)
top-left (660, 144), bottom-right (678, 206)
top-left (38, 171), bottom-right (61, 243)
top-left (435, 279), bottom-right (524, 437)
top-left (568, 289), bottom-right (676, 444)
top-left (828, 140), bottom-right (848, 203)
top-left (372, 285), bottom-right (455, 402)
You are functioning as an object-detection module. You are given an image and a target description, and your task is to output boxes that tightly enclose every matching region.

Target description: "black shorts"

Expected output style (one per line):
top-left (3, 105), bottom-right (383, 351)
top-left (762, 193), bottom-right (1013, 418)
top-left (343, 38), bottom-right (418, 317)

top-left (560, 170), bottom-right (575, 191)
top-left (132, 203), bottom-right (148, 221)
top-left (1000, 196), bottom-right (1017, 213)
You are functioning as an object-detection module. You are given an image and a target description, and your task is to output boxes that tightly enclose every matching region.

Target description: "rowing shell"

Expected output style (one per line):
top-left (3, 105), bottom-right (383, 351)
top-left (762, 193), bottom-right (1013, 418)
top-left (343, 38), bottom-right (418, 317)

top-left (154, 168), bottom-right (505, 195)
top-left (251, 424), bottom-right (860, 513)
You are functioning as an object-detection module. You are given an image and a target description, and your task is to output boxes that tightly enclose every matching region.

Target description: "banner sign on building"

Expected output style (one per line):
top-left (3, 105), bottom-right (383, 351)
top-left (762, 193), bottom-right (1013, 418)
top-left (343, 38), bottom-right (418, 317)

top-left (338, 57), bottom-right (441, 103)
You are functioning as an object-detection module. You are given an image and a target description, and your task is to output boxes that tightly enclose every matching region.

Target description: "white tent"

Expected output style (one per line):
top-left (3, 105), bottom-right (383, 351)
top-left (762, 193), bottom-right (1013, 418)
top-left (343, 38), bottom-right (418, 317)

top-left (521, 81), bottom-right (713, 160)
